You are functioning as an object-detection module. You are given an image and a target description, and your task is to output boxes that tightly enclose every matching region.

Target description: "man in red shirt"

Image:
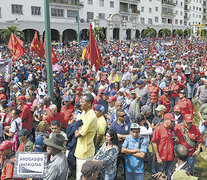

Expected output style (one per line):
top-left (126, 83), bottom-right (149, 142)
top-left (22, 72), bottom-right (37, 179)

top-left (60, 96), bottom-right (74, 126)
top-left (169, 76), bottom-right (185, 110)
top-left (17, 95), bottom-right (33, 132)
top-left (0, 140), bottom-right (17, 180)
top-left (174, 114), bottom-right (203, 175)
top-left (45, 104), bottom-right (64, 127)
top-left (152, 113), bottom-right (176, 179)
top-left (147, 78), bottom-right (159, 115)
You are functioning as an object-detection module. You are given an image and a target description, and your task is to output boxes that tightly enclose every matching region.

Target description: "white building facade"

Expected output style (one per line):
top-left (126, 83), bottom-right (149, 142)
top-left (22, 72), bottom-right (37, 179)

top-left (0, 0), bottom-right (205, 42)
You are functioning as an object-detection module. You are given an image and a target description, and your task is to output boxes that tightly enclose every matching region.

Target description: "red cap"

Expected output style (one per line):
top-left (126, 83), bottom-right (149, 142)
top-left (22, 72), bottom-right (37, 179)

top-left (99, 89), bottom-right (105, 94)
top-left (89, 77), bottom-right (93, 81)
top-left (17, 95), bottom-right (26, 102)
top-left (164, 113), bottom-right (176, 121)
top-left (107, 96), bottom-right (117, 102)
top-left (76, 86), bottom-right (83, 91)
top-left (0, 140), bottom-right (13, 151)
top-left (183, 114), bottom-right (194, 122)
top-left (166, 74), bottom-right (171, 77)
top-left (174, 105), bottom-right (181, 112)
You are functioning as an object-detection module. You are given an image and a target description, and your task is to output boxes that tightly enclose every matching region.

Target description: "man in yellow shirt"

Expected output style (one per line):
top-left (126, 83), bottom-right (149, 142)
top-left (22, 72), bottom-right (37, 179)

top-left (74, 94), bottom-right (97, 180)
top-left (95, 104), bottom-right (107, 149)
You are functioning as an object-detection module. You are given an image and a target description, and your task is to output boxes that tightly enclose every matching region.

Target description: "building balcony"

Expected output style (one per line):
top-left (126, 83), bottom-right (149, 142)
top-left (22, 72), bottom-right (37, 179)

top-left (162, 0), bottom-right (176, 7)
top-left (184, 0), bottom-right (190, 5)
top-left (161, 11), bottom-right (174, 17)
top-left (120, 0), bottom-right (140, 3)
top-left (119, 9), bottom-right (140, 14)
top-left (184, 16), bottom-right (189, 20)
top-left (184, 7), bottom-right (190, 12)
top-left (49, 0), bottom-right (84, 7)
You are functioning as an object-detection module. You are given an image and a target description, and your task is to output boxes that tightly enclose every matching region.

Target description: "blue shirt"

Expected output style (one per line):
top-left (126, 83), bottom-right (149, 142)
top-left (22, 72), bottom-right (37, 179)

top-left (110, 120), bottom-right (130, 148)
top-left (122, 135), bottom-right (148, 174)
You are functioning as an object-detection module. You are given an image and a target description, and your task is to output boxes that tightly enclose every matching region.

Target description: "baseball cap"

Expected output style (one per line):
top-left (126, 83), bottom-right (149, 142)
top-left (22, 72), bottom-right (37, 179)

top-left (102, 90), bottom-right (110, 95)
top-left (164, 113), bottom-right (176, 121)
top-left (76, 86), bottom-right (83, 91)
top-left (183, 114), bottom-right (194, 123)
top-left (6, 101), bottom-right (15, 107)
top-left (179, 90), bottom-right (185, 94)
top-left (107, 96), bottom-right (117, 102)
top-left (81, 160), bottom-right (103, 178)
top-left (156, 105), bottom-right (167, 112)
top-left (137, 79), bottom-right (144, 85)
top-left (130, 123), bottom-right (140, 129)
top-left (64, 96), bottom-right (70, 102)
top-left (17, 95), bottom-right (26, 102)
top-left (174, 105), bottom-right (181, 112)
top-left (0, 140), bottom-right (13, 151)
top-left (95, 104), bottom-right (105, 112)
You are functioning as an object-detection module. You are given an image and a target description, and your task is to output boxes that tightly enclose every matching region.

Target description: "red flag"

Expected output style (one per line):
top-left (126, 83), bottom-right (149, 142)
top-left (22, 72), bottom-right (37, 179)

top-left (87, 24), bottom-right (103, 72)
top-left (153, 46), bottom-right (157, 51)
top-left (30, 31), bottom-right (45, 59)
top-left (43, 38), bottom-right (58, 65)
top-left (7, 33), bottom-right (25, 61)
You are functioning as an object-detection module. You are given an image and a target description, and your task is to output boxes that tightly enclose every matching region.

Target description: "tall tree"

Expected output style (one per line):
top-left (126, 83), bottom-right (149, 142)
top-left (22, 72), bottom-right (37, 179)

top-left (0, 26), bottom-right (24, 42)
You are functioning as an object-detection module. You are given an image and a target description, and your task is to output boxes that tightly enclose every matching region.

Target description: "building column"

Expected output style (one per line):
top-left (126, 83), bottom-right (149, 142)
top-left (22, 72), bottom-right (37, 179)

top-left (120, 19), bottom-right (127, 41)
top-left (39, 34), bottom-right (43, 43)
top-left (59, 34), bottom-right (63, 43)
top-left (107, 21), bottom-right (113, 41)
top-left (132, 19), bottom-right (136, 40)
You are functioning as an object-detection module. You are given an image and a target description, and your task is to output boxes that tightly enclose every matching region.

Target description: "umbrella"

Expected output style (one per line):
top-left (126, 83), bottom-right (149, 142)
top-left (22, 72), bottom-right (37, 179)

top-left (52, 64), bottom-right (63, 71)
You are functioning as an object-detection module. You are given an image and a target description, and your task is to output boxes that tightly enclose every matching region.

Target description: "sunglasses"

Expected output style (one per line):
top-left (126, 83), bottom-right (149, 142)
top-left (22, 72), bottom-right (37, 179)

top-left (120, 114), bottom-right (126, 117)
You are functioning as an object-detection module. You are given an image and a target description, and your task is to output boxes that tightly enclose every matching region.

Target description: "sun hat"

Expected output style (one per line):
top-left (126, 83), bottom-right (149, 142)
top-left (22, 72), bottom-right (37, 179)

top-left (43, 133), bottom-right (66, 151)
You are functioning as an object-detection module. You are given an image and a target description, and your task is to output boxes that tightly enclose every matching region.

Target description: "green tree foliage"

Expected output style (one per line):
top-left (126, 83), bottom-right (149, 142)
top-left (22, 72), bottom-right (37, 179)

top-left (184, 28), bottom-right (190, 37)
top-left (158, 28), bottom-right (171, 38)
top-left (0, 25), bottom-right (24, 42)
top-left (142, 27), bottom-right (157, 38)
top-left (173, 29), bottom-right (184, 37)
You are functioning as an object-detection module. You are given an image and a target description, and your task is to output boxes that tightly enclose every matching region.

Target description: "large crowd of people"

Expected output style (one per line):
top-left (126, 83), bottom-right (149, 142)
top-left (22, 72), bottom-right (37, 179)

top-left (0, 37), bottom-right (206, 180)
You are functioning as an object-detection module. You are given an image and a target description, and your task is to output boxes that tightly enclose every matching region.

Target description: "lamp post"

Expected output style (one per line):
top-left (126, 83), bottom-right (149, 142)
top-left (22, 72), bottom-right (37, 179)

top-left (44, 0), bottom-right (54, 100)
top-left (77, 0), bottom-right (80, 46)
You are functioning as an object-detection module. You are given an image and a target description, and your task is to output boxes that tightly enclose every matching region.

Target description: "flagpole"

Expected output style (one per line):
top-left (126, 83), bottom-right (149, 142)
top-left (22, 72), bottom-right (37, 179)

top-left (44, 0), bottom-right (54, 100)
top-left (77, 0), bottom-right (80, 47)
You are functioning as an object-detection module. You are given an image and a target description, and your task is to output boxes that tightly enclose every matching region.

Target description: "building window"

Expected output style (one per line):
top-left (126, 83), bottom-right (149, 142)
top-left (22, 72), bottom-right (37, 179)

top-left (122, 16), bottom-right (128, 20)
top-left (99, 0), bottom-right (104, 6)
top-left (155, 7), bottom-right (158, 11)
top-left (149, 8), bottom-right (152, 13)
top-left (180, 11), bottom-right (182, 16)
top-left (141, 7), bottom-right (144, 12)
top-left (110, 1), bottom-right (114, 8)
top-left (109, 14), bottom-right (112, 17)
top-left (176, 1), bottom-right (178, 5)
top-left (180, 2), bottom-right (183, 6)
top-left (140, 17), bottom-right (145, 24)
top-left (12, 4), bottom-right (23, 14)
top-left (175, 19), bottom-right (178, 24)
top-left (155, 17), bottom-right (158, 22)
top-left (31, 6), bottom-right (41, 15)
top-left (148, 18), bottom-right (152, 24)
top-left (67, 10), bottom-right (77, 18)
top-left (175, 10), bottom-right (178, 14)
top-left (162, 18), bottom-right (166, 23)
top-left (180, 20), bottom-right (183, 25)
top-left (88, 0), bottom-right (93, 5)
top-left (99, 13), bottom-right (105, 19)
top-left (87, 12), bottom-right (94, 22)
top-left (51, 8), bottom-right (64, 17)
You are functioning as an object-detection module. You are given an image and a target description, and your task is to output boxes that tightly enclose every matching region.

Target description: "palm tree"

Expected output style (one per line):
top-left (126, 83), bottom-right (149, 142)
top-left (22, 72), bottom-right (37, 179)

top-left (173, 29), bottom-right (184, 37)
top-left (143, 27), bottom-right (157, 38)
top-left (0, 25), bottom-right (24, 42)
top-left (159, 28), bottom-right (171, 38)
top-left (184, 28), bottom-right (191, 37)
